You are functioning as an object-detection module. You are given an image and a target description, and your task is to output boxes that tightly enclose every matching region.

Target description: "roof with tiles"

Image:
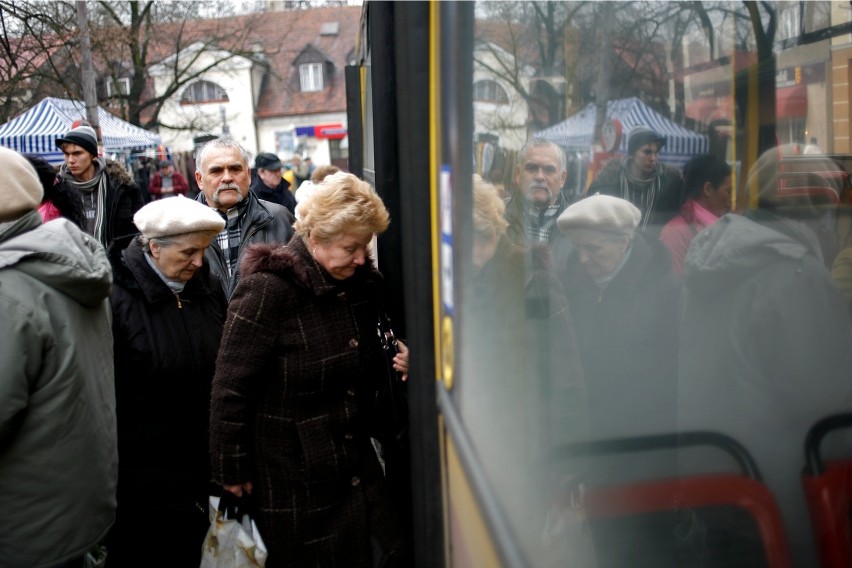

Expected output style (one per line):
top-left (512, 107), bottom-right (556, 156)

top-left (225, 5), bottom-right (361, 118)
top-left (0, 6), bottom-right (360, 124)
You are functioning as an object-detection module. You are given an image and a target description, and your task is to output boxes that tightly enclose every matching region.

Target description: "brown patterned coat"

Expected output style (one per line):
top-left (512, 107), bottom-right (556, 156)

top-left (210, 236), bottom-right (405, 568)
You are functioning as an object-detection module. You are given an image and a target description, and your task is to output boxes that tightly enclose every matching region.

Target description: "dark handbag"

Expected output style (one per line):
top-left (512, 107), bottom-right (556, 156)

top-left (374, 311), bottom-right (410, 454)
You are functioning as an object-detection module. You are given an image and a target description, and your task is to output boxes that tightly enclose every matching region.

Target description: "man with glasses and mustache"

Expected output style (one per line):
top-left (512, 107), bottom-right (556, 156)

top-left (195, 137), bottom-right (295, 300)
top-left (588, 126), bottom-right (684, 235)
top-left (504, 138), bottom-right (574, 271)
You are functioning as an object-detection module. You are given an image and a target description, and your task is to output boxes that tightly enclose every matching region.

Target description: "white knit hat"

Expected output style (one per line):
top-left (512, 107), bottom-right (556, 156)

top-left (0, 147), bottom-right (44, 222)
top-left (133, 195), bottom-right (225, 238)
top-left (557, 193), bottom-right (641, 235)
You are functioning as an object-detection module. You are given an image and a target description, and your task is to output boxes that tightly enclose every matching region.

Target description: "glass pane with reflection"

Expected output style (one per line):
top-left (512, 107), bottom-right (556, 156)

top-left (459, 2), bottom-right (852, 566)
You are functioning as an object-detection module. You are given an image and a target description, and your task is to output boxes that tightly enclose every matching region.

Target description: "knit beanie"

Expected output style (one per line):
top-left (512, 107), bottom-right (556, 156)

top-left (627, 126), bottom-right (666, 156)
top-left (55, 125), bottom-right (99, 157)
top-left (133, 194), bottom-right (225, 238)
top-left (0, 147), bottom-right (45, 222)
top-left (557, 193), bottom-right (641, 235)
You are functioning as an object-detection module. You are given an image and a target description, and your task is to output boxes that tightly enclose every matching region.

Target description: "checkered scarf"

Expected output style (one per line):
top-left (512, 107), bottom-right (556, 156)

top-left (525, 192), bottom-right (568, 243)
top-left (215, 200), bottom-right (248, 278)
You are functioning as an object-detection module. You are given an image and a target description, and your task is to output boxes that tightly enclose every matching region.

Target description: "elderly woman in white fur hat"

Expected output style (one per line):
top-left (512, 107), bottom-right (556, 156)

top-left (556, 193), bottom-right (682, 564)
top-left (105, 195), bottom-right (226, 567)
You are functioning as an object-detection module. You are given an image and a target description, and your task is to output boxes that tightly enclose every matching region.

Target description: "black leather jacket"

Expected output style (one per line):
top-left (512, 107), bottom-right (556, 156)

top-left (196, 191), bottom-right (295, 300)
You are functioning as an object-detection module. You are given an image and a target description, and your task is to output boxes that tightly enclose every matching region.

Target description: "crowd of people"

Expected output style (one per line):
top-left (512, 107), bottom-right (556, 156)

top-left (494, 132), bottom-right (852, 567)
top-left (2, 118), bottom-right (852, 567)
top-left (0, 124), bottom-right (408, 568)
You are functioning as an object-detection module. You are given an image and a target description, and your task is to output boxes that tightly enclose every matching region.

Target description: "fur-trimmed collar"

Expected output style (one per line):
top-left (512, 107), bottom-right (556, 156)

top-left (240, 234), bottom-right (382, 296)
top-left (104, 159), bottom-right (136, 188)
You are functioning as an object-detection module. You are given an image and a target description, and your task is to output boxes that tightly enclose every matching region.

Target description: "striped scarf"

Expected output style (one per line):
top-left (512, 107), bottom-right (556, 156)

top-left (59, 158), bottom-right (108, 246)
top-left (618, 157), bottom-right (661, 232)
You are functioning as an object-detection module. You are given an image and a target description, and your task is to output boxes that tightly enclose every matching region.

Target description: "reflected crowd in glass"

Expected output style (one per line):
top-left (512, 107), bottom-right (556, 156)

top-left (461, 2), bottom-right (852, 566)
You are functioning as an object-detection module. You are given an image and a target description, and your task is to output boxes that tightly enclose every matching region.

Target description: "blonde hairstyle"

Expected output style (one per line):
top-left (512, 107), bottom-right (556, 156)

top-left (311, 164), bottom-right (341, 183)
top-left (294, 171), bottom-right (390, 243)
top-left (473, 175), bottom-right (509, 241)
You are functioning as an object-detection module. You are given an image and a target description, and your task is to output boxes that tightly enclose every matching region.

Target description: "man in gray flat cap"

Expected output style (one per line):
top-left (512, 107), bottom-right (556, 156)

top-left (55, 122), bottom-right (144, 249)
top-left (587, 126), bottom-right (684, 234)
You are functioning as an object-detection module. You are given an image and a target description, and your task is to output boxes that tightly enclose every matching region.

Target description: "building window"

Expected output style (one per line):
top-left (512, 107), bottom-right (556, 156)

top-left (780, 5), bottom-right (801, 41)
top-left (300, 63), bottom-right (324, 92)
top-left (107, 77), bottom-right (130, 98)
top-left (474, 79), bottom-right (509, 104)
top-left (180, 80), bottom-right (229, 104)
top-left (329, 138), bottom-right (348, 161)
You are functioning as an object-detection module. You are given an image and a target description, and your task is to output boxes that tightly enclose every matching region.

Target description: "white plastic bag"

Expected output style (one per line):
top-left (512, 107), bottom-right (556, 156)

top-left (200, 495), bottom-right (268, 568)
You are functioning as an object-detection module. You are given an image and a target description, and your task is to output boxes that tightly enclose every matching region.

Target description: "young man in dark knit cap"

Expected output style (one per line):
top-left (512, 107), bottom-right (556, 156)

top-left (587, 126), bottom-right (684, 234)
top-left (55, 123), bottom-right (144, 249)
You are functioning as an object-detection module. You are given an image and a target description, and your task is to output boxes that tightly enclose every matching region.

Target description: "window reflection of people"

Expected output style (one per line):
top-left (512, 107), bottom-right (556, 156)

top-left (504, 138), bottom-right (574, 271)
top-left (803, 137), bottom-right (822, 155)
top-left (210, 172), bottom-right (409, 567)
top-left (678, 145), bottom-right (852, 567)
top-left (587, 126), bottom-right (684, 234)
top-left (465, 176), bottom-right (588, 564)
top-left (660, 154), bottom-right (732, 276)
top-left (106, 196), bottom-right (226, 567)
top-left (557, 194), bottom-right (682, 566)
top-left (557, 194), bottom-right (680, 444)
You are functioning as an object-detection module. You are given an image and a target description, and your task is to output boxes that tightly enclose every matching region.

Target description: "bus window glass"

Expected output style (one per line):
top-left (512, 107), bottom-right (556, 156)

top-left (457, 2), bottom-right (852, 566)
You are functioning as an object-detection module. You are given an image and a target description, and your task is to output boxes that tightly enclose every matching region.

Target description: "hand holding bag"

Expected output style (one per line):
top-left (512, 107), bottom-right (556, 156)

top-left (375, 309), bottom-right (409, 452)
top-left (200, 491), bottom-right (268, 568)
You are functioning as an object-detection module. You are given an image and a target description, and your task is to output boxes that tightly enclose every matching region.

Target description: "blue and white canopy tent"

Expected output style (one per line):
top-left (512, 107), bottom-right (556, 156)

top-left (536, 97), bottom-right (708, 169)
top-left (0, 97), bottom-right (161, 165)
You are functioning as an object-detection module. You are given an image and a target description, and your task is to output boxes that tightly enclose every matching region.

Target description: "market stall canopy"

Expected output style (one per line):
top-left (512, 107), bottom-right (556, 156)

top-left (0, 97), bottom-right (161, 165)
top-left (536, 97), bottom-right (708, 169)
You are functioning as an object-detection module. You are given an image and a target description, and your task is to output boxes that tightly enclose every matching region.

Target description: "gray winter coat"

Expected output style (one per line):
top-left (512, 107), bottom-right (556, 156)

top-left (679, 212), bottom-right (852, 567)
top-left (0, 212), bottom-right (117, 568)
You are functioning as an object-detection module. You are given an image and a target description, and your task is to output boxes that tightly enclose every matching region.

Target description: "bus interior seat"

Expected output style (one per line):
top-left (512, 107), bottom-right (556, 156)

top-left (556, 432), bottom-right (791, 568)
top-left (802, 413), bottom-right (852, 568)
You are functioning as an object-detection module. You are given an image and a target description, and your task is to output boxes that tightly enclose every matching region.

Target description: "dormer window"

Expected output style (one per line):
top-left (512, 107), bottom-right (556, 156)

top-left (474, 79), bottom-right (509, 104)
top-left (107, 77), bottom-right (130, 98)
top-left (300, 63), bottom-right (323, 92)
top-left (180, 80), bottom-right (229, 104)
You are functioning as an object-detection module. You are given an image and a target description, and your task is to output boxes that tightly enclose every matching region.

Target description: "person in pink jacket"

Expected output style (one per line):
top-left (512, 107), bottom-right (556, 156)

top-left (25, 154), bottom-right (86, 229)
top-left (659, 154), bottom-right (732, 276)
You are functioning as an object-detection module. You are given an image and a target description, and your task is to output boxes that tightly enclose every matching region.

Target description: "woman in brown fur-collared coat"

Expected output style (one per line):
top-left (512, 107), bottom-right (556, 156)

top-left (210, 172), bottom-right (409, 568)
